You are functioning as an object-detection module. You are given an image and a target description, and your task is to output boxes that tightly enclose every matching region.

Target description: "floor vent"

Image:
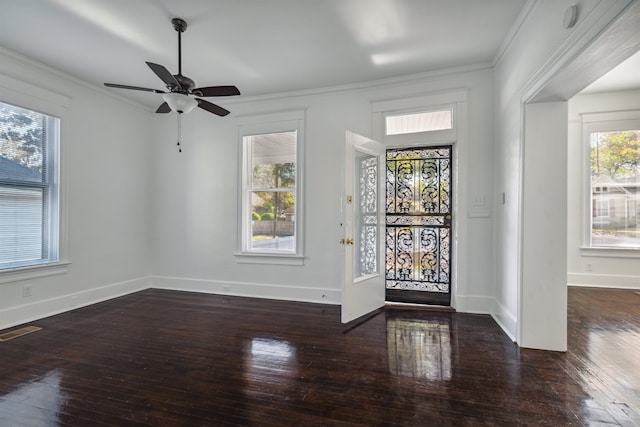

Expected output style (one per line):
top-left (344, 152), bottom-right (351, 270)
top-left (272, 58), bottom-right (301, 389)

top-left (0, 326), bottom-right (42, 342)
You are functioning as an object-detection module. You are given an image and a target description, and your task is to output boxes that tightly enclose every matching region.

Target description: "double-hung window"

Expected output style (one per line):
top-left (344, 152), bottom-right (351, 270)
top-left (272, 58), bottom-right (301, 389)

top-left (237, 111), bottom-right (304, 264)
top-left (0, 100), bottom-right (60, 270)
top-left (583, 111), bottom-right (640, 250)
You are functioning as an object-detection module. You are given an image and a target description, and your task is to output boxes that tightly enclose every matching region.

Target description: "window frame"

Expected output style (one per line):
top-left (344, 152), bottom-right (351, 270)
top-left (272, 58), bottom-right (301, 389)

top-left (235, 110), bottom-right (305, 265)
top-left (0, 73), bottom-right (69, 280)
top-left (581, 110), bottom-right (640, 256)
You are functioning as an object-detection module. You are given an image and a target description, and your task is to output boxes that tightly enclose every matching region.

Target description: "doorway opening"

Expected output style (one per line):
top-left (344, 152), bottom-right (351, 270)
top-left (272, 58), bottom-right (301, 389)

top-left (385, 145), bottom-right (453, 306)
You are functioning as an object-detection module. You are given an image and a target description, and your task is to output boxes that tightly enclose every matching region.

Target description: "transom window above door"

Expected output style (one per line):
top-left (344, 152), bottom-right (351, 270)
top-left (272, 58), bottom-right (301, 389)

top-left (385, 109), bottom-right (453, 136)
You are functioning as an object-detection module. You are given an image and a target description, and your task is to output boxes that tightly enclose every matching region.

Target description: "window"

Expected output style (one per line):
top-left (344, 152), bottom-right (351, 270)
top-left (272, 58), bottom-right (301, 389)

top-left (245, 131), bottom-right (296, 251)
top-left (0, 100), bottom-right (60, 269)
top-left (385, 109), bottom-right (453, 135)
top-left (584, 111), bottom-right (640, 249)
top-left (594, 199), bottom-right (610, 218)
top-left (237, 111), bottom-right (304, 264)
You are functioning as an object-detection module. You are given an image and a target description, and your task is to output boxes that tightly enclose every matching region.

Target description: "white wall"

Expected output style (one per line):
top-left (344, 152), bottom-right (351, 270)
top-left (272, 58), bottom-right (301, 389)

top-left (0, 48), bottom-right (498, 329)
top-left (521, 102), bottom-right (568, 350)
top-left (567, 89), bottom-right (640, 289)
top-left (493, 0), bottom-right (632, 347)
top-left (150, 69), bottom-right (497, 312)
top-left (4, 0), bottom-right (633, 342)
top-left (0, 48), bottom-right (153, 329)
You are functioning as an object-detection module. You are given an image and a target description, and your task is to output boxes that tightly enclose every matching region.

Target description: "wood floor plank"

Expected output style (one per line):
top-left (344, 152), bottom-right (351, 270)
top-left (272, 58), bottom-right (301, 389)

top-left (1, 287), bottom-right (639, 425)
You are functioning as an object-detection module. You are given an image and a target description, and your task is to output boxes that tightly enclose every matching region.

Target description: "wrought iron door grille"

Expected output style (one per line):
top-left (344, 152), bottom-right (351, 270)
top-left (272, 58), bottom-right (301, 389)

top-left (386, 146), bottom-right (452, 294)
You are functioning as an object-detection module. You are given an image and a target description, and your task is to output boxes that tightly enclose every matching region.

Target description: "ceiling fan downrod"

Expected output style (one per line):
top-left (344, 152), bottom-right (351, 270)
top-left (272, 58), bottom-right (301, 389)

top-left (172, 18), bottom-right (187, 77)
top-left (170, 18), bottom-right (196, 93)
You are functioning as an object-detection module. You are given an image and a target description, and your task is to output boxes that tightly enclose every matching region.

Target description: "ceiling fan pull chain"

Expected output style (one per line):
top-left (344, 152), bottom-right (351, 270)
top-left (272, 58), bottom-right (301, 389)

top-left (177, 113), bottom-right (182, 153)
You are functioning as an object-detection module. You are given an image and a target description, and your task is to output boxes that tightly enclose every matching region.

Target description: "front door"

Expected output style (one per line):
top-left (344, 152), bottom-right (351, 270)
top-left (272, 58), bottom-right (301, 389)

top-left (341, 131), bottom-right (385, 323)
top-left (385, 146), bottom-right (453, 305)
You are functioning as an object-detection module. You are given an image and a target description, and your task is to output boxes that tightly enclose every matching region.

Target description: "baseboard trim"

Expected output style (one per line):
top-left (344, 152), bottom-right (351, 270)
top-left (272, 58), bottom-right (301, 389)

top-left (491, 299), bottom-right (517, 342)
top-left (0, 276), bottom-right (151, 330)
top-left (568, 272), bottom-right (640, 289)
top-left (2, 275), bottom-right (518, 336)
top-left (454, 294), bottom-right (494, 314)
top-left (151, 276), bottom-right (341, 305)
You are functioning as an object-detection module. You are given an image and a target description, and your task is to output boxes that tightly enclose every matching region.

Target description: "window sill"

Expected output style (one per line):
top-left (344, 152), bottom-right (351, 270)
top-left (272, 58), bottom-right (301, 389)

top-left (234, 253), bottom-right (305, 266)
top-left (0, 261), bottom-right (71, 284)
top-left (580, 247), bottom-right (640, 259)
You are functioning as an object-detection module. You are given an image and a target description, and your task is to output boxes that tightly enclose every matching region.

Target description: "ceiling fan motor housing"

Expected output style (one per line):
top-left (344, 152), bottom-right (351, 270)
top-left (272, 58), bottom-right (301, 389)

top-left (172, 18), bottom-right (187, 33)
top-left (174, 74), bottom-right (196, 93)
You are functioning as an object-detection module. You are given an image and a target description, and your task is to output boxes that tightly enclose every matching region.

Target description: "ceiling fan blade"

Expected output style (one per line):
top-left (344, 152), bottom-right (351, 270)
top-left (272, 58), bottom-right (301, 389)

top-left (196, 99), bottom-right (230, 116)
top-left (104, 83), bottom-right (165, 93)
top-left (146, 62), bottom-right (180, 88)
top-left (155, 102), bottom-right (171, 113)
top-left (192, 86), bottom-right (241, 97)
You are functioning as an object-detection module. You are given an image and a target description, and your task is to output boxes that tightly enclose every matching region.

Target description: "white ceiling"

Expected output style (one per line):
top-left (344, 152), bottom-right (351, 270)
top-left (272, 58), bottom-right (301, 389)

top-left (0, 0), bottom-right (528, 109)
top-left (580, 50), bottom-right (640, 95)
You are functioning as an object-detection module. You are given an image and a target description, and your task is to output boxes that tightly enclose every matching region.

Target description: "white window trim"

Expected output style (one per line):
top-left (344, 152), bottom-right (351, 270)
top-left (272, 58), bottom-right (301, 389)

top-left (0, 73), bottom-right (70, 281)
top-left (235, 110), bottom-right (305, 265)
top-left (581, 110), bottom-right (640, 256)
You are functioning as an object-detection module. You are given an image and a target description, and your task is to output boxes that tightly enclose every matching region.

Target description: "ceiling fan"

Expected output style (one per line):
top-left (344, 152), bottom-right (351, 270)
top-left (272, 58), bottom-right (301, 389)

top-left (104, 18), bottom-right (240, 116)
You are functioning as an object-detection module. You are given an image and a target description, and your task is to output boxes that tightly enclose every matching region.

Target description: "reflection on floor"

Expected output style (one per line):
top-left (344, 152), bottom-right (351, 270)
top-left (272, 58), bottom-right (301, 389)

top-left (567, 286), bottom-right (640, 424)
top-left (0, 287), bottom-right (638, 425)
top-left (0, 370), bottom-right (65, 425)
top-left (387, 314), bottom-right (451, 380)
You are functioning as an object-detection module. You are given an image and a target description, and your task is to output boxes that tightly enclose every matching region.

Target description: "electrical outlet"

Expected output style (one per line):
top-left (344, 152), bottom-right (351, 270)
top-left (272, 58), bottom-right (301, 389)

top-left (222, 285), bottom-right (231, 291)
top-left (22, 284), bottom-right (32, 298)
top-left (586, 263), bottom-right (593, 272)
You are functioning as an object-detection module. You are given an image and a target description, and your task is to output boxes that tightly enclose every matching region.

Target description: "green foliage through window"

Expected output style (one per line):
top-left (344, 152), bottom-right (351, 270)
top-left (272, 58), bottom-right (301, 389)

top-left (589, 130), bottom-right (640, 248)
top-left (0, 102), bottom-right (45, 174)
top-left (591, 130), bottom-right (640, 179)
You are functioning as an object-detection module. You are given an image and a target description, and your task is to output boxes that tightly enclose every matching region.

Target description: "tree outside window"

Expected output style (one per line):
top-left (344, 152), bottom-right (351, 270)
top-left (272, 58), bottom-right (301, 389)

top-left (590, 130), bottom-right (640, 248)
top-left (245, 131), bottom-right (297, 252)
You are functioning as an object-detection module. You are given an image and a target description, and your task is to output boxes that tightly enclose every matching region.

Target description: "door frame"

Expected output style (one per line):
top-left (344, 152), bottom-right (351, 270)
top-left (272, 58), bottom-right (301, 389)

top-left (515, 0), bottom-right (639, 351)
top-left (372, 90), bottom-right (469, 310)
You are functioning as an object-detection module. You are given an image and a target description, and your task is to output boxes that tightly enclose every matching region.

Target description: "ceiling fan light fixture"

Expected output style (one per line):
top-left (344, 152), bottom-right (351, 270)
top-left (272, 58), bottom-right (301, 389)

top-left (163, 92), bottom-right (197, 114)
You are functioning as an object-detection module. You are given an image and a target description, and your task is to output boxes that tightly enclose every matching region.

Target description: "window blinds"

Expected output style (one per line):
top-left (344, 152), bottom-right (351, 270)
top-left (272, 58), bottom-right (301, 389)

top-left (0, 101), bottom-right (58, 269)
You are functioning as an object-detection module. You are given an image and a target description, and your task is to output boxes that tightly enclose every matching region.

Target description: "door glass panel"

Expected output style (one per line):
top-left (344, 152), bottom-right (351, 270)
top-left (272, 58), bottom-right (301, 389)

top-left (355, 150), bottom-right (378, 278)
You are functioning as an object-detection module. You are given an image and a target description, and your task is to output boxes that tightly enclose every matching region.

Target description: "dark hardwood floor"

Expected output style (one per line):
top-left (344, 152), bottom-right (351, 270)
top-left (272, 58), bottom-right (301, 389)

top-left (1, 286), bottom-right (639, 426)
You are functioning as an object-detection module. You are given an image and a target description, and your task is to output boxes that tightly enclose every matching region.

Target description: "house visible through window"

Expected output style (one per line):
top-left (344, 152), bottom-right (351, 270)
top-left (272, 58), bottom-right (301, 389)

top-left (0, 101), bottom-right (59, 269)
top-left (594, 199), bottom-right (610, 218)
top-left (589, 129), bottom-right (640, 248)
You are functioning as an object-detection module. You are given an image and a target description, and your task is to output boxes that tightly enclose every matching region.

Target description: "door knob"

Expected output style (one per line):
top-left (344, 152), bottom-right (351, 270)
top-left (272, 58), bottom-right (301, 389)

top-left (346, 238), bottom-right (354, 245)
